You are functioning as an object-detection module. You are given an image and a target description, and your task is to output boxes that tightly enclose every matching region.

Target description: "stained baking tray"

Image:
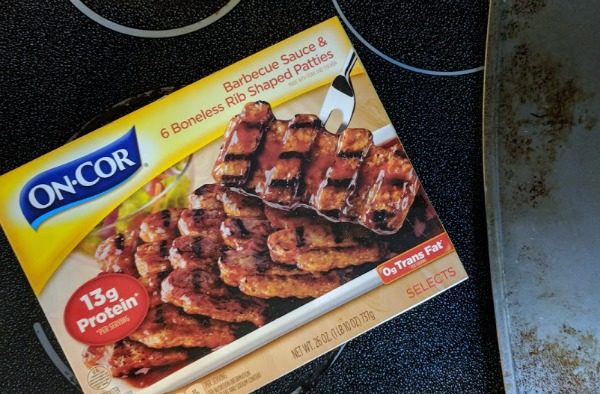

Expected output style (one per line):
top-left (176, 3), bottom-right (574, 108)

top-left (483, 1), bottom-right (600, 392)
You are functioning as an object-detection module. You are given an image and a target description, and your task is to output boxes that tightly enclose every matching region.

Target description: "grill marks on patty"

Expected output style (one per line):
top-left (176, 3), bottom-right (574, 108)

top-left (350, 142), bottom-right (419, 232)
top-left (212, 102), bottom-right (274, 187)
top-left (135, 241), bottom-right (172, 278)
top-left (218, 250), bottom-right (345, 299)
top-left (191, 237), bottom-right (203, 257)
top-left (129, 304), bottom-right (236, 350)
top-left (139, 208), bottom-right (182, 242)
top-left (218, 251), bottom-right (306, 287)
top-left (169, 236), bottom-right (220, 272)
top-left (171, 235), bottom-right (222, 259)
top-left (267, 222), bottom-right (383, 271)
top-left (239, 271), bottom-right (344, 299)
top-left (219, 190), bottom-right (265, 219)
top-left (313, 128), bottom-right (372, 215)
top-left (87, 179), bottom-right (391, 378)
top-left (95, 231), bottom-right (140, 276)
top-left (114, 233), bottom-right (125, 250)
top-left (134, 240), bottom-right (174, 306)
top-left (83, 339), bottom-right (189, 377)
top-left (155, 303), bottom-right (165, 325)
top-left (161, 267), bottom-right (267, 327)
top-left (178, 209), bottom-right (227, 236)
top-left (189, 184), bottom-right (224, 210)
top-left (214, 187), bottom-right (388, 298)
top-left (263, 114), bottom-right (320, 205)
top-left (220, 217), bottom-right (270, 253)
top-left (159, 240), bottom-right (169, 258)
top-left (212, 101), bottom-right (420, 234)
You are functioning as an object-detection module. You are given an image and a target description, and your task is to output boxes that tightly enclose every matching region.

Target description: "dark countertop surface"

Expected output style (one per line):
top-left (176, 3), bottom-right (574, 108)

top-left (0, 1), bottom-right (503, 392)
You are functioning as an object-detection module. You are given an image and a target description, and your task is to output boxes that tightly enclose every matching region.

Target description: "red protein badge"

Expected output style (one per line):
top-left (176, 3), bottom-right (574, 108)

top-left (64, 273), bottom-right (149, 345)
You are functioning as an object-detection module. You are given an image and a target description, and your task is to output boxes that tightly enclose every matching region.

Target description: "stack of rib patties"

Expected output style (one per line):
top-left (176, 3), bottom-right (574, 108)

top-left (216, 187), bottom-right (384, 299)
top-left (80, 99), bottom-right (419, 380)
top-left (85, 185), bottom-right (266, 378)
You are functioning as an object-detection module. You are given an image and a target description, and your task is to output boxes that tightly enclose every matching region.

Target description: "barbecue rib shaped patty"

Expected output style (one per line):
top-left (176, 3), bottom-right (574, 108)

top-left (139, 208), bottom-right (182, 242)
top-left (161, 267), bottom-right (267, 327)
top-left (219, 189), bottom-right (266, 219)
top-left (218, 250), bottom-right (307, 287)
top-left (95, 231), bottom-right (140, 276)
top-left (220, 217), bottom-right (270, 253)
top-left (178, 208), bottom-right (227, 236)
top-left (351, 143), bottom-right (419, 232)
top-left (267, 222), bottom-right (376, 264)
top-left (129, 304), bottom-right (236, 349)
top-left (83, 339), bottom-right (188, 377)
top-left (263, 205), bottom-right (323, 229)
top-left (134, 239), bottom-right (173, 306)
top-left (219, 250), bottom-right (346, 299)
top-left (238, 271), bottom-right (343, 299)
top-left (212, 101), bottom-right (419, 234)
top-left (169, 235), bottom-right (221, 271)
top-left (189, 184), bottom-right (224, 210)
top-left (135, 240), bottom-right (172, 277)
top-left (295, 245), bottom-right (383, 272)
top-left (215, 187), bottom-right (384, 296)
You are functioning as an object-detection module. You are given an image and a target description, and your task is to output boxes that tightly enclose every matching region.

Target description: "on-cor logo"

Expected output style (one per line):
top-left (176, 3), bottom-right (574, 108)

top-left (20, 127), bottom-right (142, 230)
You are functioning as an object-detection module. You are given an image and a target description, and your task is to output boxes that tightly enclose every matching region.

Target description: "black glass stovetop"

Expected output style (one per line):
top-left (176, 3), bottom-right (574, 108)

top-left (0, 1), bottom-right (503, 392)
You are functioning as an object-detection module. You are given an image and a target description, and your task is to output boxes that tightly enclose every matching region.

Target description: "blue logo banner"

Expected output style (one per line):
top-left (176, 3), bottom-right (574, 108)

top-left (20, 127), bottom-right (142, 230)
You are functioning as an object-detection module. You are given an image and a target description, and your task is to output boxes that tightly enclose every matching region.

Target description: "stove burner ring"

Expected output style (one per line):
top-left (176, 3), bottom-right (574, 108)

top-left (70, 0), bottom-right (240, 38)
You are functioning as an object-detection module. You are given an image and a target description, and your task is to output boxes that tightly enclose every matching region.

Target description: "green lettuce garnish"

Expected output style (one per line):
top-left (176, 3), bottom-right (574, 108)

top-left (114, 174), bottom-right (191, 233)
top-left (78, 171), bottom-right (192, 254)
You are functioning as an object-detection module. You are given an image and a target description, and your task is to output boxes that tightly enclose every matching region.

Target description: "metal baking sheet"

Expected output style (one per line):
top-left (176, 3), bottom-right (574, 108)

top-left (483, 1), bottom-right (600, 392)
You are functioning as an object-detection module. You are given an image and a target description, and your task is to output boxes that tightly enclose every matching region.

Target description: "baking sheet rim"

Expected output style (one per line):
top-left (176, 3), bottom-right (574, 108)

top-left (481, 1), bottom-right (518, 393)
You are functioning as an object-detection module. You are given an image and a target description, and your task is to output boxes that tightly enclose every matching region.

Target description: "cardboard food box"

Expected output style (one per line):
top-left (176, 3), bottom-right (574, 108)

top-left (0, 17), bottom-right (467, 394)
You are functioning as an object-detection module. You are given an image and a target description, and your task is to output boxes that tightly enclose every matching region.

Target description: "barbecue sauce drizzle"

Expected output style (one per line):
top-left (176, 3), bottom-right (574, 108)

top-left (213, 102), bottom-right (419, 235)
